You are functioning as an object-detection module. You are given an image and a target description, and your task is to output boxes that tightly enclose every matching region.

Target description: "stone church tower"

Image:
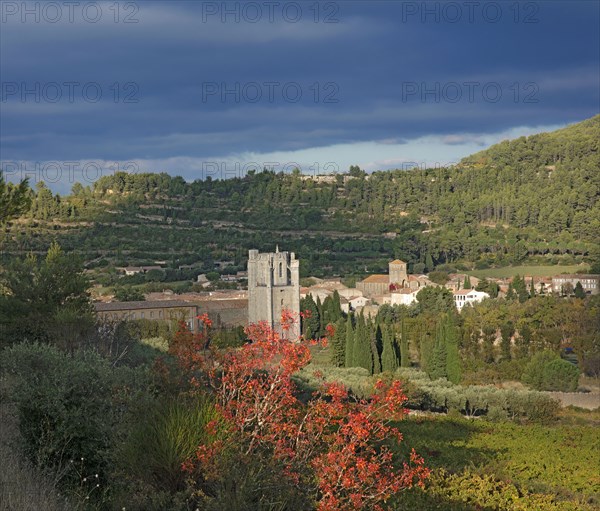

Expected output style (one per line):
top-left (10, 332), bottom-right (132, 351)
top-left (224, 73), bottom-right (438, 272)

top-left (389, 259), bottom-right (408, 287)
top-left (247, 248), bottom-right (300, 339)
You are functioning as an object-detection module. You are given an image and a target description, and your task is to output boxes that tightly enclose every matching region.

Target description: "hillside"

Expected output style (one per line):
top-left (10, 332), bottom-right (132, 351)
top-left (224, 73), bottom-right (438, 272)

top-left (1, 115), bottom-right (599, 279)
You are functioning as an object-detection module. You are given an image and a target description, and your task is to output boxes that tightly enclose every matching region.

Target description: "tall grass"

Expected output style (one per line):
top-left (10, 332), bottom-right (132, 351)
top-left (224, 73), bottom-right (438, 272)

top-left (120, 394), bottom-right (224, 493)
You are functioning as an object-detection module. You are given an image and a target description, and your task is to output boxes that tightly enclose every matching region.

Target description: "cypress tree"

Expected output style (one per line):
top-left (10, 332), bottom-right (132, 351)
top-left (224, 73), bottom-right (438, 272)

top-left (330, 317), bottom-right (346, 367)
top-left (463, 275), bottom-right (471, 289)
top-left (500, 321), bottom-right (514, 361)
top-left (354, 313), bottom-right (373, 373)
top-left (429, 320), bottom-right (448, 380)
top-left (425, 253), bottom-right (434, 272)
top-left (444, 315), bottom-right (461, 384)
top-left (419, 331), bottom-right (434, 374)
top-left (331, 290), bottom-right (342, 321)
top-left (371, 323), bottom-right (382, 374)
top-left (574, 281), bottom-right (586, 299)
top-left (400, 318), bottom-right (410, 367)
top-left (482, 325), bottom-right (496, 363)
top-left (300, 295), bottom-right (319, 340)
top-left (344, 314), bottom-right (354, 367)
top-left (381, 323), bottom-right (399, 373)
top-left (316, 296), bottom-right (324, 338)
top-left (529, 278), bottom-right (536, 298)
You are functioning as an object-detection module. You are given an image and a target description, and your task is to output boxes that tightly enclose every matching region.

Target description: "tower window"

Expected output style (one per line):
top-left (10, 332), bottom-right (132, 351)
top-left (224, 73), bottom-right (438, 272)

top-left (279, 262), bottom-right (283, 278)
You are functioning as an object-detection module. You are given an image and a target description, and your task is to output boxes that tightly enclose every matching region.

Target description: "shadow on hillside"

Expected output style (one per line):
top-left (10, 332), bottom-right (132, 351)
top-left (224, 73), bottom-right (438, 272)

top-left (394, 415), bottom-right (496, 471)
top-left (391, 416), bottom-right (501, 510)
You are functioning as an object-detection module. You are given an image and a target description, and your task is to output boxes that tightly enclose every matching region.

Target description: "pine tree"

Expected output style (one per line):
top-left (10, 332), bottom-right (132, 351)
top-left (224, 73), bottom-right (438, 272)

top-left (344, 314), bottom-right (354, 367)
top-left (1, 171), bottom-right (32, 225)
top-left (574, 281), bottom-right (586, 299)
top-left (400, 318), bottom-right (410, 368)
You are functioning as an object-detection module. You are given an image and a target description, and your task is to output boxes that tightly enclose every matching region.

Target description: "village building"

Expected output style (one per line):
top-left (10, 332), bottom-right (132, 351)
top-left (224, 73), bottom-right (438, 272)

top-left (372, 294), bottom-right (392, 306)
top-left (391, 288), bottom-right (419, 306)
top-left (94, 300), bottom-right (200, 331)
top-left (115, 290), bottom-right (249, 328)
top-left (122, 265), bottom-right (164, 276)
top-left (348, 295), bottom-right (370, 310)
top-left (356, 260), bottom-right (408, 297)
top-left (552, 274), bottom-right (600, 295)
top-left (452, 289), bottom-right (490, 310)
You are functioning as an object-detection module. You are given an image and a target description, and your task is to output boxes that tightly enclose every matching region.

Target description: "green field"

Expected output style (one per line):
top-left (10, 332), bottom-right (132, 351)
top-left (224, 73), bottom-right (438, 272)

top-left (391, 413), bottom-right (600, 510)
top-left (468, 265), bottom-right (589, 279)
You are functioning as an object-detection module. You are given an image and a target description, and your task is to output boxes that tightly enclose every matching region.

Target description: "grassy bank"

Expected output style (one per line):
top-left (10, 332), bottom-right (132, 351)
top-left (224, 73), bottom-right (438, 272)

top-left (467, 264), bottom-right (589, 279)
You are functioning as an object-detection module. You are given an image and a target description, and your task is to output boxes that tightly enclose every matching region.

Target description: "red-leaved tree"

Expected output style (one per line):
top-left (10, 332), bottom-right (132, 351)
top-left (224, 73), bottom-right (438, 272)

top-left (173, 312), bottom-right (428, 510)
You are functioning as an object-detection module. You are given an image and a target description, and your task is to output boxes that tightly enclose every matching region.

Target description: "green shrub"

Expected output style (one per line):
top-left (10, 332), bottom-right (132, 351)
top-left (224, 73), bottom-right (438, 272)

top-left (140, 336), bottom-right (170, 352)
top-left (1, 342), bottom-right (148, 492)
top-left (396, 368), bottom-right (559, 422)
top-left (522, 351), bottom-right (580, 392)
top-left (542, 359), bottom-right (580, 392)
top-left (522, 350), bottom-right (560, 390)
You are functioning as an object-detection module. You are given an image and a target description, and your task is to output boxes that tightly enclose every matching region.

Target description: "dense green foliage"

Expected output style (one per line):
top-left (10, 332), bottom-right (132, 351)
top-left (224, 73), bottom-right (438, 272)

top-left (522, 351), bottom-right (580, 392)
top-left (1, 343), bottom-right (150, 494)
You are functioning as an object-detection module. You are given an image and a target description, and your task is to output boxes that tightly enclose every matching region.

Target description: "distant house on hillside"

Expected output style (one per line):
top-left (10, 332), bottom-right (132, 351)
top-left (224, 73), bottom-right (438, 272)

top-left (348, 296), bottom-right (370, 310)
top-left (552, 274), bottom-right (599, 295)
top-left (453, 290), bottom-right (490, 310)
top-left (391, 288), bottom-right (419, 306)
top-left (123, 265), bottom-right (164, 276)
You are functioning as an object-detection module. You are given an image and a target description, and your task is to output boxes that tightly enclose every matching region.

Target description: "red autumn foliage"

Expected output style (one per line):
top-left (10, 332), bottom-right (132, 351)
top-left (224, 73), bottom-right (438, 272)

top-left (171, 310), bottom-right (429, 510)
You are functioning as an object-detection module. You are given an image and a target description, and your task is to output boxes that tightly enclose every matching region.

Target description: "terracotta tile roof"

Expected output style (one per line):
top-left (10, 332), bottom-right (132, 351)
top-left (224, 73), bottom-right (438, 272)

top-left (452, 290), bottom-right (472, 296)
top-left (395, 288), bottom-right (417, 294)
top-left (94, 300), bottom-right (195, 312)
top-left (390, 259), bottom-right (406, 264)
top-left (361, 274), bottom-right (389, 284)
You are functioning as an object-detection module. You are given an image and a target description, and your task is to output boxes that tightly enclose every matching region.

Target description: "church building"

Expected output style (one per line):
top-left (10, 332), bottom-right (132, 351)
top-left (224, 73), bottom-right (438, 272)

top-left (247, 248), bottom-right (301, 339)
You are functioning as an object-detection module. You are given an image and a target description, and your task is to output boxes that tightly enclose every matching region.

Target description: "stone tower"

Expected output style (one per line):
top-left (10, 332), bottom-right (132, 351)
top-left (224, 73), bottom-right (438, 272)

top-left (247, 248), bottom-right (300, 339)
top-left (389, 259), bottom-right (408, 287)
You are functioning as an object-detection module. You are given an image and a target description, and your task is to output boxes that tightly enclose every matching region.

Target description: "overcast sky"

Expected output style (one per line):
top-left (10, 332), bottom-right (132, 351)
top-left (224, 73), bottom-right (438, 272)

top-left (1, 1), bottom-right (599, 192)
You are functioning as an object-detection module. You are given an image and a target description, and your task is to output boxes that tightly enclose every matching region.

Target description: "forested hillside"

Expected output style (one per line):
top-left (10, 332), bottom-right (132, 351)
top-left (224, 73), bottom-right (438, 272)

top-left (2, 115), bottom-right (599, 277)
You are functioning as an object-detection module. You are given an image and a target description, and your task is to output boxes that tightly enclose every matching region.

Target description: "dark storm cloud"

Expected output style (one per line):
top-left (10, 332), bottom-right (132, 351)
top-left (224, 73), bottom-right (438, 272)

top-left (1, 1), bottom-right (598, 172)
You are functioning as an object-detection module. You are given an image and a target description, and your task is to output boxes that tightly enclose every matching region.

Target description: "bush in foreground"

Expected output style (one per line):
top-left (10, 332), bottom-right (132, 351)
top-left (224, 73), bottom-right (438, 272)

top-left (171, 316), bottom-right (430, 510)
